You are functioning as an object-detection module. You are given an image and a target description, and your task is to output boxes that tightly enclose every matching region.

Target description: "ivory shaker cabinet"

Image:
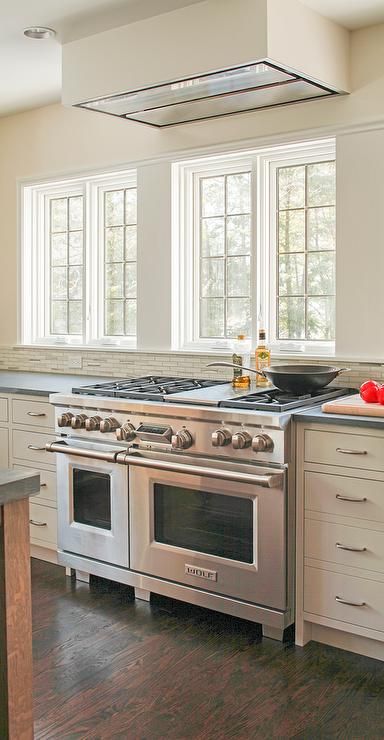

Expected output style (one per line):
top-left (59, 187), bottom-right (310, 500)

top-left (0, 392), bottom-right (57, 562)
top-left (296, 417), bottom-right (384, 662)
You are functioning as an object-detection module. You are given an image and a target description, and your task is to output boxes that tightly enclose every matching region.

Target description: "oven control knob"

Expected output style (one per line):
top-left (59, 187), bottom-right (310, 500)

top-left (252, 434), bottom-right (274, 453)
top-left (71, 414), bottom-right (88, 429)
top-left (100, 417), bottom-right (120, 433)
top-left (57, 412), bottom-right (74, 428)
top-left (116, 423), bottom-right (136, 442)
top-left (171, 429), bottom-right (193, 450)
top-left (85, 415), bottom-right (102, 431)
top-left (232, 431), bottom-right (252, 450)
top-left (212, 428), bottom-right (232, 447)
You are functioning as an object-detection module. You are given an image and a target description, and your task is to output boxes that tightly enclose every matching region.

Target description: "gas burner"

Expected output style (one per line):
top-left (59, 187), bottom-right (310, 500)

top-left (72, 376), bottom-right (226, 400)
top-left (219, 386), bottom-right (354, 412)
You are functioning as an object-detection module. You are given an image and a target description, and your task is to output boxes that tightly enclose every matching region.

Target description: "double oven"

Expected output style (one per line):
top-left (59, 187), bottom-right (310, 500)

top-left (53, 428), bottom-right (288, 614)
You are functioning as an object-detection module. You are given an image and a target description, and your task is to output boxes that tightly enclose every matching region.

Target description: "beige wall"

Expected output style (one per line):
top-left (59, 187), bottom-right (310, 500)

top-left (1, 22), bottom-right (384, 355)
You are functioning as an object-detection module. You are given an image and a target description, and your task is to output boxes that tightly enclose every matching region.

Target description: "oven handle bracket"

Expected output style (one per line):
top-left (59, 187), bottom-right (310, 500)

top-left (115, 451), bottom-right (284, 489)
top-left (46, 440), bottom-right (119, 463)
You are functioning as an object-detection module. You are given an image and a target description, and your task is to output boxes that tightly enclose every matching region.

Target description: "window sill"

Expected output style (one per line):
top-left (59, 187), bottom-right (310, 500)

top-left (16, 342), bottom-right (137, 352)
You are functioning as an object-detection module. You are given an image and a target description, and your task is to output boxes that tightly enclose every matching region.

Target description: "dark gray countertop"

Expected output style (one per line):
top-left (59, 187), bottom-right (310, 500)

top-left (293, 405), bottom-right (384, 430)
top-left (0, 468), bottom-right (40, 506)
top-left (0, 371), bottom-right (117, 396)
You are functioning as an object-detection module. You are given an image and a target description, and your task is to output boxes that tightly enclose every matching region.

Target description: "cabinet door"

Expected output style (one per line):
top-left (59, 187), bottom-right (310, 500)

top-left (0, 427), bottom-right (9, 468)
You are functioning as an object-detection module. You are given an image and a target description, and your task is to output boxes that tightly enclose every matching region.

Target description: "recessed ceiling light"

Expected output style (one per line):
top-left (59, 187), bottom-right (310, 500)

top-left (24, 27), bottom-right (56, 40)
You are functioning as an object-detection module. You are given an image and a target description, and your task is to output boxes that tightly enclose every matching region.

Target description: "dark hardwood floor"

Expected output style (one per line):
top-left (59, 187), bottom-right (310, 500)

top-left (31, 558), bottom-right (384, 739)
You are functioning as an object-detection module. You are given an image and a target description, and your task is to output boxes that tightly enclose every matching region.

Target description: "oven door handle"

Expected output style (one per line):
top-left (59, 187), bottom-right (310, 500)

top-left (45, 440), bottom-right (119, 463)
top-left (115, 451), bottom-right (284, 489)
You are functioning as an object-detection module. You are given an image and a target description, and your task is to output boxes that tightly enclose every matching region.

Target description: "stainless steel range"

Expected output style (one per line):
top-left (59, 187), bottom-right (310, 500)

top-left (47, 375), bottom-right (351, 641)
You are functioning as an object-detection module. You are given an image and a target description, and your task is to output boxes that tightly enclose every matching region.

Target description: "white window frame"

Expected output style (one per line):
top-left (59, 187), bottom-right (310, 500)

top-left (265, 142), bottom-right (336, 355)
top-left (20, 169), bottom-right (137, 348)
top-left (174, 154), bottom-right (255, 352)
top-left (174, 138), bottom-right (336, 355)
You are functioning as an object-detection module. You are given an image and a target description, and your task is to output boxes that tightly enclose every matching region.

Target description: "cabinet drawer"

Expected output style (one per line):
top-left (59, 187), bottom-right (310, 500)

top-left (304, 429), bottom-right (384, 472)
top-left (12, 429), bottom-right (56, 466)
top-left (29, 502), bottom-right (57, 547)
top-left (304, 566), bottom-right (384, 633)
top-left (305, 519), bottom-right (384, 573)
top-left (305, 471), bottom-right (384, 523)
top-left (14, 464), bottom-right (56, 507)
top-left (0, 397), bottom-right (8, 422)
top-left (12, 398), bottom-right (54, 429)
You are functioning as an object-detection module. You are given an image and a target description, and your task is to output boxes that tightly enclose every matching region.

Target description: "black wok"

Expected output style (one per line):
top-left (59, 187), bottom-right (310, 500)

top-left (207, 362), bottom-right (350, 395)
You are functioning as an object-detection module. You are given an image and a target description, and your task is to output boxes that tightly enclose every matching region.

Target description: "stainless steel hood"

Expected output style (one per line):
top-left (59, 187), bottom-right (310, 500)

top-left (77, 61), bottom-right (335, 128)
top-left (63, 0), bottom-right (349, 127)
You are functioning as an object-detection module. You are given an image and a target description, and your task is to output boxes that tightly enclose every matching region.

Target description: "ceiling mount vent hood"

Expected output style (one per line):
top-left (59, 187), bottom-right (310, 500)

top-left (63, 0), bottom-right (350, 127)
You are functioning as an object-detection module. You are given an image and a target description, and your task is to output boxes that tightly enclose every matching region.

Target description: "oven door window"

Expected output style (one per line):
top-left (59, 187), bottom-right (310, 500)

top-left (73, 469), bottom-right (111, 530)
top-left (154, 484), bottom-right (253, 563)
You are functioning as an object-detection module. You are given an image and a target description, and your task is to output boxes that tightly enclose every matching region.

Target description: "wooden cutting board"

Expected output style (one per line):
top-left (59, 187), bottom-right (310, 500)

top-left (322, 393), bottom-right (384, 417)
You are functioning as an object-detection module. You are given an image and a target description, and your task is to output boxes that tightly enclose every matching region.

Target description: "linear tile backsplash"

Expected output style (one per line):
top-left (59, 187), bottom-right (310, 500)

top-left (0, 346), bottom-right (382, 390)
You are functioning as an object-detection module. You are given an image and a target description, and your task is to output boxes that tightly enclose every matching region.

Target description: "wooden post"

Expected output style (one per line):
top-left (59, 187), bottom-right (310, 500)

top-left (0, 472), bottom-right (39, 740)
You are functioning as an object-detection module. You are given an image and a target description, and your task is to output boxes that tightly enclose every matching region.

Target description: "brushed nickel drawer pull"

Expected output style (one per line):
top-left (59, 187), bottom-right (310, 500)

top-left (336, 542), bottom-right (367, 552)
top-left (336, 448), bottom-right (368, 455)
top-left (27, 411), bottom-right (46, 417)
top-left (29, 519), bottom-right (47, 527)
top-left (28, 444), bottom-right (46, 451)
top-left (335, 596), bottom-right (366, 607)
top-left (336, 494), bottom-right (367, 502)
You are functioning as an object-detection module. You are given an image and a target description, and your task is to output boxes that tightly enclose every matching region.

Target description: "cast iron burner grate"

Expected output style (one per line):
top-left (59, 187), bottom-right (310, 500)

top-left (72, 376), bottom-right (226, 400)
top-left (219, 386), bottom-right (354, 412)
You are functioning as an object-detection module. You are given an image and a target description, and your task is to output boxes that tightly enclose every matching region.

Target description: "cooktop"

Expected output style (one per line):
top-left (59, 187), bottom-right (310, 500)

top-left (72, 375), bottom-right (353, 411)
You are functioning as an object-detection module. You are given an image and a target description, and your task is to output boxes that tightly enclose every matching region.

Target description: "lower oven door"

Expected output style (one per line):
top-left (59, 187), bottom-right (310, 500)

top-left (56, 448), bottom-right (129, 567)
top-left (128, 454), bottom-right (287, 610)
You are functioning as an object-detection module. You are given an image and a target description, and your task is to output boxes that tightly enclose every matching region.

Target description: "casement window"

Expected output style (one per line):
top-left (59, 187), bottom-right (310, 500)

top-left (272, 159), bottom-right (336, 344)
top-left (175, 138), bottom-right (336, 353)
top-left (21, 170), bottom-right (137, 346)
top-left (198, 171), bottom-right (252, 338)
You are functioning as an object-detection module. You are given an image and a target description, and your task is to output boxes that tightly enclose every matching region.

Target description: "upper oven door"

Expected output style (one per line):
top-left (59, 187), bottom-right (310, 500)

top-left (57, 450), bottom-right (129, 567)
top-left (129, 455), bottom-right (286, 610)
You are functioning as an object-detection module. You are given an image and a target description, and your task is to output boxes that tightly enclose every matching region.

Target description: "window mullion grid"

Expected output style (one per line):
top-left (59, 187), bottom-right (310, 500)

top-left (103, 191), bottom-right (106, 336)
top-left (223, 174), bottom-right (228, 339)
top-left (251, 156), bottom-right (259, 344)
top-left (84, 182), bottom-right (91, 344)
top-left (304, 166), bottom-right (308, 341)
top-left (198, 177), bottom-right (203, 339)
top-left (46, 196), bottom-right (52, 339)
top-left (66, 196), bottom-right (70, 335)
top-left (48, 198), bottom-right (52, 337)
top-left (123, 189), bottom-right (127, 336)
top-left (275, 170), bottom-right (280, 341)
top-left (81, 186), bottom-right (87, 343)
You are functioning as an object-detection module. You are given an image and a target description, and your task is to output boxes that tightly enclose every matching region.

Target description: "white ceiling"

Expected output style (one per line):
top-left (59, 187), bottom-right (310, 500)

top-left (0, 0), bottom-right (203, 117)
top-left (2, 0), bottom-right (384, 118)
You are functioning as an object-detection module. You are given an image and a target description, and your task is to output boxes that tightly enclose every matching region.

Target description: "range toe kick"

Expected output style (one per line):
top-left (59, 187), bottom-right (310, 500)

top-left (59, 552), bottom-right (292, 641)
